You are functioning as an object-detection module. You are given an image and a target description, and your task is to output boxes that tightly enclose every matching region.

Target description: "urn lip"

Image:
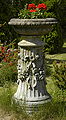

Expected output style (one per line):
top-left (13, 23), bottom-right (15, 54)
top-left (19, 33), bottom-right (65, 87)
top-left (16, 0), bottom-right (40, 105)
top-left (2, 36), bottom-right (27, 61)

top-left (8, 18), bottom-right (58, 26)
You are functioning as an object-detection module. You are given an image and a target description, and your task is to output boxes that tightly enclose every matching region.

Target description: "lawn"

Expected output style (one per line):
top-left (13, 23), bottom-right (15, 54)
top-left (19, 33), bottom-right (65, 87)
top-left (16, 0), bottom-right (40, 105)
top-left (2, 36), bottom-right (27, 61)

top-left (0, 42), bottom-right (66, 120)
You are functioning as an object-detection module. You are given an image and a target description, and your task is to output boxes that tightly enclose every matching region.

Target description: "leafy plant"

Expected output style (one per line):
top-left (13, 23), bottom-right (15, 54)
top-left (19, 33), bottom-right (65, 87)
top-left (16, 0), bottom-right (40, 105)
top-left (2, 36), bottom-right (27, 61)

top-left (0, 41), bottom-right (18, 63)
top-left (0, 42), bottom-right (18, 86)
top-left (0, 63), bottom-right (17, 86)
top-left (43, 24), bottom-right (63, 53)
top-left (0, 0), bottom-right (18, 45)
top-left (52, 61), bottom-right (66, 90)
top-left (18, 3), bottom-right (52, 19)
top-left (41, 0), bottom-right (64, 54)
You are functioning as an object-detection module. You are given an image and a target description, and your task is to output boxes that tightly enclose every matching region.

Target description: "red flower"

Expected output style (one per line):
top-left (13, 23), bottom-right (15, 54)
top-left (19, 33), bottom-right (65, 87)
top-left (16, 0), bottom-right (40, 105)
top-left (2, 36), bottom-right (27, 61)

top-left (37, 3), bottom-right (47, 10)
top-left (28, 3), bottom-right (36, 10)
top-left (3, 58), bottom-right (7, 62)
top-left (0, 53), bottom-right (2, 56)
top-left (29, 9), bottom-right (37, 12)
top-left (1, 46), bottom-right (6, 53)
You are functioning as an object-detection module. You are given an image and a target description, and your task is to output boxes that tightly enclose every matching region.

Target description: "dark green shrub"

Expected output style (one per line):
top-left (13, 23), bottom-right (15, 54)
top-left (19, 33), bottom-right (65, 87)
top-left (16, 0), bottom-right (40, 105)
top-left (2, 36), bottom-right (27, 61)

top-left (43, 24), bottom-right (63, 53)
top-left (14, 0), bottom-right (41, 12)
top-left (0, 0), bottom-right (18, 45)
top-left (42, 0), bottom-right (64, 54)
top-left (52, 61), bottom-right (66, 90)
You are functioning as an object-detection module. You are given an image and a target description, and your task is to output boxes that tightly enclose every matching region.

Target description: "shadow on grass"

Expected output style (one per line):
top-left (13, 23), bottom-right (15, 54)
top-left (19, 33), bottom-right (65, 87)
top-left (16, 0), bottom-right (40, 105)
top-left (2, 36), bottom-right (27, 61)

top-left (46, 58), bottom-right (66, 64)
top-left (60, 47), bottom-right (66, 53)
top-left (46, 41), bottom-right (66, 65)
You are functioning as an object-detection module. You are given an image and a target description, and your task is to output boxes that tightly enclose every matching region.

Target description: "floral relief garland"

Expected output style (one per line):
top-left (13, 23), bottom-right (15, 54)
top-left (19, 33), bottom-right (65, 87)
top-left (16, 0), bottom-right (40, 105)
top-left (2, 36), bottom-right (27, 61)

top-left (17, 52), bottom-right (45, 90)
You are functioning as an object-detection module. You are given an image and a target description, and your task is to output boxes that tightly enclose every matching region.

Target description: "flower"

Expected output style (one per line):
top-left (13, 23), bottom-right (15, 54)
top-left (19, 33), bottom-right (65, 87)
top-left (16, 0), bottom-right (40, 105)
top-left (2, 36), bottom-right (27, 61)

top-left (27, 3), bottom-right (36, 10)
top-left (3, 58), bottom-right (7, 62)
top-left (18, 3), bottom-right (47, 19)
top-left (37, 3), bottom-right (47, 10)
top-left (18, 3), bottom-right (54, 19)
top-left (29, 10), bottom-right (37, 12)
top-left (1, 46), bottom-right (6, 53)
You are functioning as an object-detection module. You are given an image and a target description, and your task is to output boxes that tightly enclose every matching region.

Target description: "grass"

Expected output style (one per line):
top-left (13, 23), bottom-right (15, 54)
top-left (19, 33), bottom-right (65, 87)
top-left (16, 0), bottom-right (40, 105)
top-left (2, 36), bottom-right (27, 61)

top-left (0, 42), bottom-right (66, 120)
top-left (0, 84), bottom-right (66, 120)
top-left (46, 42), bottom-right (66, 61)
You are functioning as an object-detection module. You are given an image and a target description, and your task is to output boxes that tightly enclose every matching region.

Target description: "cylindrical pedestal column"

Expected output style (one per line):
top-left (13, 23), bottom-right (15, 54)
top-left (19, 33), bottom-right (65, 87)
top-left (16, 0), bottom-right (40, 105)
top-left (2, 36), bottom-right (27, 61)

top-left (14, 36), bottom-right (51, 112)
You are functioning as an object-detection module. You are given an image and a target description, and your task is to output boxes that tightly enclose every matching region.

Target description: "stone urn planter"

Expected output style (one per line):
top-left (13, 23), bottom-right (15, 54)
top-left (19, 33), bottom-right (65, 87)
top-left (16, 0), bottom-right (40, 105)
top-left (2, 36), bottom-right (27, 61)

top-left (8, 18), bottom-right (57, 112)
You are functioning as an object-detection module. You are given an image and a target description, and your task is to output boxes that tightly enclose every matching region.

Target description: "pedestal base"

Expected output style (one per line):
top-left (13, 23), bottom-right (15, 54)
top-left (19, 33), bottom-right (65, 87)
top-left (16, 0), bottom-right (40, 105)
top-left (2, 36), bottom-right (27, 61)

top-left (13, 94), bottom-right (51, 113)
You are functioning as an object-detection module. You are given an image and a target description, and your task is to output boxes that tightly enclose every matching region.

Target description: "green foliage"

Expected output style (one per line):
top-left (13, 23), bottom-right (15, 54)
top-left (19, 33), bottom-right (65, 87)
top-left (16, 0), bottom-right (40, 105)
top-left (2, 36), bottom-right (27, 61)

top-left (52, 61), bottom-right (66, 90)
top-left (43, 24), bottom-right (63, 53)
top-left (0, 0), bottom-right (16, 23)
top-left (0, 63), bottom-right (17, 86)
top-left (0, 82), bottom-right (13, 111)
top-left (53, 0), bottom-right (66, 28)
top-left (0, 0), bottom-right (18, 45)
top-left (0, 39), bottom-right (18, 86)
top-left (14, 0), bottom-right (45, 9)
top-left (42, 0), bottom-right (64, 53)
top-left (18, 3), bottom-right (50, 19)
top-left (0, 83), bottom-right (27, 117)
top-left (18, 9), bottom-right (55, 19)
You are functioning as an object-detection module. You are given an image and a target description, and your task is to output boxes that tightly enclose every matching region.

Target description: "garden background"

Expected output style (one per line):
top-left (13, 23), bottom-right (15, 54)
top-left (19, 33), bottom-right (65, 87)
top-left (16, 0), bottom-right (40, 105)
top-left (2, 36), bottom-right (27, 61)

top-left (0, 0), bottom-right (66, 120)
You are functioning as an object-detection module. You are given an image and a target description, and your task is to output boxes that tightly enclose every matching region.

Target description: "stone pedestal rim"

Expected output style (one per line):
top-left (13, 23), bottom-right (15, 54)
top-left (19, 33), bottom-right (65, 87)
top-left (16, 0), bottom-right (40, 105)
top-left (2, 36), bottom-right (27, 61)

top-left (8, 18), bottom-right (58, 26)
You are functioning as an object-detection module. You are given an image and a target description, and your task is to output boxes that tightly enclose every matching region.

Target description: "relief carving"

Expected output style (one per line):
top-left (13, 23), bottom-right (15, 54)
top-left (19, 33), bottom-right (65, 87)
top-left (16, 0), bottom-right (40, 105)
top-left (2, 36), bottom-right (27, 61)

top-left (17, 51), bottom-right (45, 90)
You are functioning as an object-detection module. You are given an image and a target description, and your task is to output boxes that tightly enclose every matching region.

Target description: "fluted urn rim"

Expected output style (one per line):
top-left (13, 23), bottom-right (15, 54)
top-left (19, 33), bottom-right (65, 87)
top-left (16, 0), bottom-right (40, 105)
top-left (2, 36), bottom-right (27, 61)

top-left (8, 18), bottom-right (57, 26)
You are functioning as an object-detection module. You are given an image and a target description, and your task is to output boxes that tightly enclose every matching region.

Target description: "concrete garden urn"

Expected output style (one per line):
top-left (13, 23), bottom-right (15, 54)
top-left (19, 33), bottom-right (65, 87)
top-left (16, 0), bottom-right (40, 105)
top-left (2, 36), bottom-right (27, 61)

top-left (8, 18), bottom-right (57, 112)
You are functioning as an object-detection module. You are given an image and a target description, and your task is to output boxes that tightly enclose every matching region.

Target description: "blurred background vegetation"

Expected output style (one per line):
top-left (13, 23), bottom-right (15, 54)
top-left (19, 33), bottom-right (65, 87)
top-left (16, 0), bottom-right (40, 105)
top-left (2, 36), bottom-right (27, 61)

top-left (0, 0), bottom-right (66, 53)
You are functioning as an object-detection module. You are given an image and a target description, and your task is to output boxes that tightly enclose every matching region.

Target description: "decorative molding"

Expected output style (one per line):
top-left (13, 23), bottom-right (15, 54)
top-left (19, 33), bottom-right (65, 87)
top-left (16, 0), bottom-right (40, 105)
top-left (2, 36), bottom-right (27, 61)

top-left (8, 18), bottom-right (57, 26)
